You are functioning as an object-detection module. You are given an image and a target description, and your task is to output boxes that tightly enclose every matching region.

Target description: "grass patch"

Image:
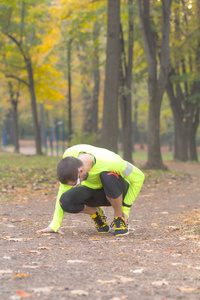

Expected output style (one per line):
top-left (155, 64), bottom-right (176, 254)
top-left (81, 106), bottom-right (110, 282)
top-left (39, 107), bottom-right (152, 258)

top-left (143, 169), bottom-right (188, 183)
top-left (0, 154), bottom-right (60, 188)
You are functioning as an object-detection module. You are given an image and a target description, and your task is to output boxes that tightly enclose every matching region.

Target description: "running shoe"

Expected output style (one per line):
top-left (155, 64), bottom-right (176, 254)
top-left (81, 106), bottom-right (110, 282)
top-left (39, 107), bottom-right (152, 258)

top-left (91, 207), bottom-right (110, 233)
top-left (111, 217), bottom-right (129, 236)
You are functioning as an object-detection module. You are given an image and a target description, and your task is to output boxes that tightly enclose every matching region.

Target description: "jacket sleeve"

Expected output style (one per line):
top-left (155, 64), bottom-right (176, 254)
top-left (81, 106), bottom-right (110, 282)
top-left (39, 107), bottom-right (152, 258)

top-left (48, 183), bottom-right (72, 232)
top-left (121, 161), bottom-right (145, 218)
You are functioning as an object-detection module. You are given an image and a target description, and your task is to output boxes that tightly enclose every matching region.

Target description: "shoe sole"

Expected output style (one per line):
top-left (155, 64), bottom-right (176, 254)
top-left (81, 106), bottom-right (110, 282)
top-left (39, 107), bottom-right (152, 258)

top-left (97, 227), bottom-right (111, 234)
top-left (114, 231), bottom-right (129, 237)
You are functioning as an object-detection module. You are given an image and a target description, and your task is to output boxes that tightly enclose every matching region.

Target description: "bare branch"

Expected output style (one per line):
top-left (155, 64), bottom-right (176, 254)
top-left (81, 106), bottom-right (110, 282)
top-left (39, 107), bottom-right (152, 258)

top-left (7, 33), bottom-right (28, 63)
top-left (6, 74), bottom-right (29, 87)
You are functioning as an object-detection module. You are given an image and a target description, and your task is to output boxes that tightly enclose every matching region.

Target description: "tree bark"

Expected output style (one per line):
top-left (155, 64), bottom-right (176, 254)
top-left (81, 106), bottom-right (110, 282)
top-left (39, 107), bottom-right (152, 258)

top-left (101, 0), bottom-right (121, 152)
top-left (119, 0), bottom-right (134, 162)
top-left (6, 3), bottom-right (42, 155)
top-left (67, 40), bottom-right (72, 144)
top-left (166, 0), bottom-right (199, 162)
top-left (91, 21), bottom-right (100, 134)
top-left (27, 59), bottom-right (42, 155)
top-left (137, 0), bottom-right (172, 169)
top-left (166, 72), bottom-right (188, 161)
top-left (8, 82), bottom-right (20, 153)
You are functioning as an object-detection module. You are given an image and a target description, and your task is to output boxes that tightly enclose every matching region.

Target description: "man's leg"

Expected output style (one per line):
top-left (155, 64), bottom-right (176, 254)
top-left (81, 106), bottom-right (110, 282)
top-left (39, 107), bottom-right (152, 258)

top-left (100, 172), bottom-right (129, 236)
top-left (59, 186), bottom-right (111, 233)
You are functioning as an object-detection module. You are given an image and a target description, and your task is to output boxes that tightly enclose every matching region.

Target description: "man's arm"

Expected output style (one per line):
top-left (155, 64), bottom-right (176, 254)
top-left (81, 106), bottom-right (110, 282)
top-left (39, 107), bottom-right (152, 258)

top-left (37, 183), bottom-right (72, 234)
top-left (121, 162), bottom-right (145, 218)
top-left (105, 159), bottom-right (144, 218)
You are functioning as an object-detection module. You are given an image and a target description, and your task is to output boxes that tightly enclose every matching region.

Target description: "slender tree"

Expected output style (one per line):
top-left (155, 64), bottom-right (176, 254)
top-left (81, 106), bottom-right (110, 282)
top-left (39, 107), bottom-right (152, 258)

top-left (166, 0), bottom-right (200, 161)
top-left (120, 0), bottom-right (134, 162)
top-left (137, 0), bottom-right (172, 169)
top-left (67, 39), bottom-right (73, 144)
top-left (2, 1), bottom-right (42, 154)
top-left (91, 21), bottom-right (101, 134)
top-left (101, 0), bottom-right (121, 152)
top-left (8, 81), bottom-right (20, 153)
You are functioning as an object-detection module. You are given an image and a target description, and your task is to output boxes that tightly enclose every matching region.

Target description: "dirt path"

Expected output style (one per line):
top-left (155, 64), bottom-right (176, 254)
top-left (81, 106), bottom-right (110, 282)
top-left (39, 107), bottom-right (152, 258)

top-left (0, 162), bottom-right (200, 300)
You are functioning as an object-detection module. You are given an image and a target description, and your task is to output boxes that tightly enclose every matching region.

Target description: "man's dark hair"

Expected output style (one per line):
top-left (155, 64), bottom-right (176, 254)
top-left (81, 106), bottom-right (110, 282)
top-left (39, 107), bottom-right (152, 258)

top-left (57, 156), bottom-right (83, 184)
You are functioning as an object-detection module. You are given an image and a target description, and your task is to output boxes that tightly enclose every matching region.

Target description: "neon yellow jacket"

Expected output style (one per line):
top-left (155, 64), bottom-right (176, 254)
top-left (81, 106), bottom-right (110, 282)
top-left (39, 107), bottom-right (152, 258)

top-left (49, 144), bottom-right (145, 232)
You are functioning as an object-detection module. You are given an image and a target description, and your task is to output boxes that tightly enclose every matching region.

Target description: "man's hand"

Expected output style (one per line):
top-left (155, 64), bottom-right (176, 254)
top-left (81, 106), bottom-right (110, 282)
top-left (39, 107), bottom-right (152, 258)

top-left (36, 227), bottom-right (64, 235)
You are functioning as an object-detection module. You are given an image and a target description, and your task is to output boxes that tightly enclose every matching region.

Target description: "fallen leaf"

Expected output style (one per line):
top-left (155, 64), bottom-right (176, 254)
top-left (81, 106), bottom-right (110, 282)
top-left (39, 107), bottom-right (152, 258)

top-left (25, 250), bottom-right (41, 254)
top-left (152, 280), bottom-right (169, 286)
top-left (130, 269), bottom-right (144, 274)
top-left (109, 297), bottom-right (127, 300)
top-left (67, 260), bottom-right (87, 264)
top-left (88, 237), bottom-right (101, 241)
top-left (150, 223), bottom-right (159, 227)
top-left (70, 290), bottom-right (89, 296)
top-left (22, 265), bottom-right (40, 269)
top-left (0, 269), bottom-right (13, 274)
top-left (13, 273), bottom-right (29, 278)
top-left (16, 290), bottom-right (33, 298)
top-left (4, 236), bottom-right (33, 242)
top-left (97, 279), bottom-right (117, 284)
top-left (22, 265), bottom-right (52, 269)
top-left (179, 287), bottom-right (198, 292)
top-left (37, 246), bottom-right (51, 250)
top-left (31, 286), bottom-right (54, 294)
top-left (115, 275), bottom-right (134, 283)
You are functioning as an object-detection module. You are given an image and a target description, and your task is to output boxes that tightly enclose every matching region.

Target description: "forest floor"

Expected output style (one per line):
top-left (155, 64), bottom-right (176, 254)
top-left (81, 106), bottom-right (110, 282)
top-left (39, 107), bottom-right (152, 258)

top-left (0, 149), bottom-right (200, 300)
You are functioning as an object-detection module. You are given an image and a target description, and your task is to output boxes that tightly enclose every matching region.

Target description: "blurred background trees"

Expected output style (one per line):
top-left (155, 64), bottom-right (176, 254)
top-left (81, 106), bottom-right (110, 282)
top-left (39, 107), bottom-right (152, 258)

top-left (0, 0), bottom-right (199, 167)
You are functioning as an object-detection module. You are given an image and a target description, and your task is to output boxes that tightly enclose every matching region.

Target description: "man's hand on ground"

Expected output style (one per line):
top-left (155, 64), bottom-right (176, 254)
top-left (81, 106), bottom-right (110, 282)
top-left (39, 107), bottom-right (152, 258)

top-left (36, 227), bottom-right (64, 234)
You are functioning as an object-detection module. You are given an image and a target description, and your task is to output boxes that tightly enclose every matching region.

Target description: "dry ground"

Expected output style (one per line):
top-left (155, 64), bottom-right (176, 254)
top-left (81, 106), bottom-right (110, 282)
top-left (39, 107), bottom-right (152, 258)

top-left (0, 158), bottom-right (200, 300)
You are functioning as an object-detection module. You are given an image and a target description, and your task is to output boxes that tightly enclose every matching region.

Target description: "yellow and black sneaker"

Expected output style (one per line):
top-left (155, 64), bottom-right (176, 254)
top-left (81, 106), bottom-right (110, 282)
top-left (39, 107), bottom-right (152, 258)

top-left (91, 207), bottom-right (110, 233)
top-left (111, 217), bottom-right (129, 236)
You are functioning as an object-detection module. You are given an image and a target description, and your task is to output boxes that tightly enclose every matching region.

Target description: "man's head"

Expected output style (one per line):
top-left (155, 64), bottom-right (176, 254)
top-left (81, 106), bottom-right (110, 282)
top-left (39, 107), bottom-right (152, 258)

top-left (57, 156), bottom-right (83, 185)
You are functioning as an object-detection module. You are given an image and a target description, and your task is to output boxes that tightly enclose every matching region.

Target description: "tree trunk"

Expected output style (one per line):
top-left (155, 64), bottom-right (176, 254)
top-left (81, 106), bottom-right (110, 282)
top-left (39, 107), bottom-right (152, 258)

top-left (132, 100), bottom-right (138, 152)
top-left (187, 105), bottom-right (199, 161)
top-left (119, 0), bottom-right (134, 162)
top-left (167, 0), bottom-right (200, 162)
top-left (8, 82), bottom-right (20, 153)
top-left (12, 104), bottom-right (19, 153)
top-left (91, 21), bottom-right (100, 134)
top-left (67, 40), bottom-right (72, 144)
top-left (82, 83), bottom-right (92, 134)
top-left (147, 92), bottom-right (165, 168)
top-left (40, 103), bottom-right (45, 148)
top-left (166, 72), bottom-right (188, 161)
top-left (137, 0), bottom-right (172, 169)
top-left (101, 0), bottom-right (121, 152)
top-left (27, 61), bottom-right (42, 155)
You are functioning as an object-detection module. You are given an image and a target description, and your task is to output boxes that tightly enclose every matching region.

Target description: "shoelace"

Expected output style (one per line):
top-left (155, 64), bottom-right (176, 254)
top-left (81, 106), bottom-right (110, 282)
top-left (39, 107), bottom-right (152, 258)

top-left (93, 212), bottom-right (107, 227)
top-left (110, 217), bottom-right (126, 229)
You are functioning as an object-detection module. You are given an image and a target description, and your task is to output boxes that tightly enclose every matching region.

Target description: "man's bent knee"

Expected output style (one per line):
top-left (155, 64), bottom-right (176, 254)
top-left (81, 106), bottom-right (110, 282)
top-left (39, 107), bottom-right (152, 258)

top-left (59, 194), bottom-right (84, 213)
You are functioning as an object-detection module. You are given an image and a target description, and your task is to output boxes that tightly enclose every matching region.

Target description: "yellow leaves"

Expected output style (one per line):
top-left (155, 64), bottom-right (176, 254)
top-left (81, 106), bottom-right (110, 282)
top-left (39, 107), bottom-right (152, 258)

top-left (35, 27), bottom-right (61, 63)
top-left (13, 273), bottom-right (29, 278)
top-left (34, 62), bottom-right (66, 104)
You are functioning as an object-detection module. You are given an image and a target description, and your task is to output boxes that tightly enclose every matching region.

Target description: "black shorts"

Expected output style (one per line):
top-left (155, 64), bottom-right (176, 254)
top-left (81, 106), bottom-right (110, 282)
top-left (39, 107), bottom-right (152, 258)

top-left (59, 171), bottom-right (129, 213)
